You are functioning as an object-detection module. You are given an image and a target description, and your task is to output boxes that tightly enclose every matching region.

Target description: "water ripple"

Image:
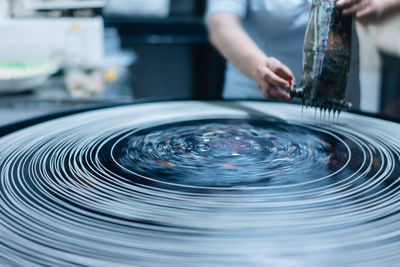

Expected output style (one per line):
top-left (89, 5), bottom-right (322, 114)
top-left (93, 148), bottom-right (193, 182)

top-left (1, 101), bottom-right (400, 266)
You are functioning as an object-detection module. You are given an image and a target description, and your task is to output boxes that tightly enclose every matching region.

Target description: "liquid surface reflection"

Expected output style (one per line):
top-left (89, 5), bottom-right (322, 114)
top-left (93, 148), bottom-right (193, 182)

top-left (1, 101), bottom-right (400, 266)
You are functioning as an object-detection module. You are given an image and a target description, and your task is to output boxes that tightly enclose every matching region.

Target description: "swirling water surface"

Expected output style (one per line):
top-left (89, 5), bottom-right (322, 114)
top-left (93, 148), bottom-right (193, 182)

top-left (1, 102), bottom-right (400, 266)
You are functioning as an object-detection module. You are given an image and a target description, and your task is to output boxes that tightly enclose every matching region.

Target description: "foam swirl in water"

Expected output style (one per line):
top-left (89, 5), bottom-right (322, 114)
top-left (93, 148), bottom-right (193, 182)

top-left (1, 101), bottom-right (400, 266)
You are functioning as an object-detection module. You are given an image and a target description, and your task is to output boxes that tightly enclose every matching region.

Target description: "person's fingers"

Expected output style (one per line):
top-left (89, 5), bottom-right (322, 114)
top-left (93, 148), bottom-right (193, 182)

top-left (257, 57), bottom-right (294, 101)
top-left (357, 5), bottom-right (374, 18)
top-left (337, 0), bottom-right (361, 8)
top-left (262, 67), bottom-right (291, 89)
top-left (266, 57), bottom-right (296, 86)
top-left (356, 3), bottom-right (378, 20)
top-left (277, 68), bottom-right (296, 87)
top-left (342, 0), bottom-right (370, 15)
top-left (275, 64), bottom-right (295, 83)
top-left (266, 87), bottom-right (291, 101)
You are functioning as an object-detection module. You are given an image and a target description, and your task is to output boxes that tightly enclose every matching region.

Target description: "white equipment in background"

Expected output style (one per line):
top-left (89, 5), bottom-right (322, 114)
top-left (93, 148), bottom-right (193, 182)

top-left (21, 0), bottom-right (105, 10)
top-left (0, 18), bottom-right (103, 68)
top-left (0, 0), bottom-right (10, 19)
top-left (104, 0), bottom-right (170, 17)
top-left (0, 17), bottom-right (103, 92)
top-left (0, 61), bottom-right (59, 93)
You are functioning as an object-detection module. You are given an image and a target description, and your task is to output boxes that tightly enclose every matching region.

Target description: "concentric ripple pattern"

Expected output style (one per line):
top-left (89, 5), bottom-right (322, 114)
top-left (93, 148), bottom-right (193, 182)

top-left (1, 101), bottom-right (400, 266)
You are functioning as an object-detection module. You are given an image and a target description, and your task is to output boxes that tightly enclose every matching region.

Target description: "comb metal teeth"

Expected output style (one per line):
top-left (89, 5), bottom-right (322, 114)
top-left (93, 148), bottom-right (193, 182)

top-left (289, 86), bottom-right (352, 121)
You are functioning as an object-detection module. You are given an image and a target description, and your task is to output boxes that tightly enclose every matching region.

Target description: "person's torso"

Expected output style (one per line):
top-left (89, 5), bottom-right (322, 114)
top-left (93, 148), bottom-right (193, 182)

top-left (224, 0), bottom-right (312, 98)
top-left (246, 0), bottom-right (312, 37)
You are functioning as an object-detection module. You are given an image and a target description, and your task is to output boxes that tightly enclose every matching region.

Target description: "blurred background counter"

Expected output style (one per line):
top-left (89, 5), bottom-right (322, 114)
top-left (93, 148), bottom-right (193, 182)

top-left (0, 0), bottom-right (225, 127)
top-left (0, 0), bottom-right (398, 126)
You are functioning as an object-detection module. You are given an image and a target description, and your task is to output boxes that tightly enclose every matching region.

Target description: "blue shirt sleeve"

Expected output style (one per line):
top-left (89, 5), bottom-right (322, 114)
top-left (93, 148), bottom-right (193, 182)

top-left (205, 0), bottom-right (247, 22)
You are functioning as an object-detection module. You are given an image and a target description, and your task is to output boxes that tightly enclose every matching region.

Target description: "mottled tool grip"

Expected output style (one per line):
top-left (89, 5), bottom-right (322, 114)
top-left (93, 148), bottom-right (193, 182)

top-left (294, 0), bottom-right (352, 111)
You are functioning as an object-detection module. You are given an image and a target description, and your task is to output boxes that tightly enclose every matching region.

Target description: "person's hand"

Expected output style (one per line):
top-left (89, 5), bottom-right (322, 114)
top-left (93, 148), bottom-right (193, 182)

top-left (254, 57), bottom-right (295, 101)
top-left (337, 0), bottom-right (400, 23)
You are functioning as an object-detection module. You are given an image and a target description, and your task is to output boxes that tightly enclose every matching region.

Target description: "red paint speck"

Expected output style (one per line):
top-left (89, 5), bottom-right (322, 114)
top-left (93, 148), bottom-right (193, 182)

top-left (221, 164), bottom-right (237, 169)
top-left (155, 161), bottom-right (176, 167)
